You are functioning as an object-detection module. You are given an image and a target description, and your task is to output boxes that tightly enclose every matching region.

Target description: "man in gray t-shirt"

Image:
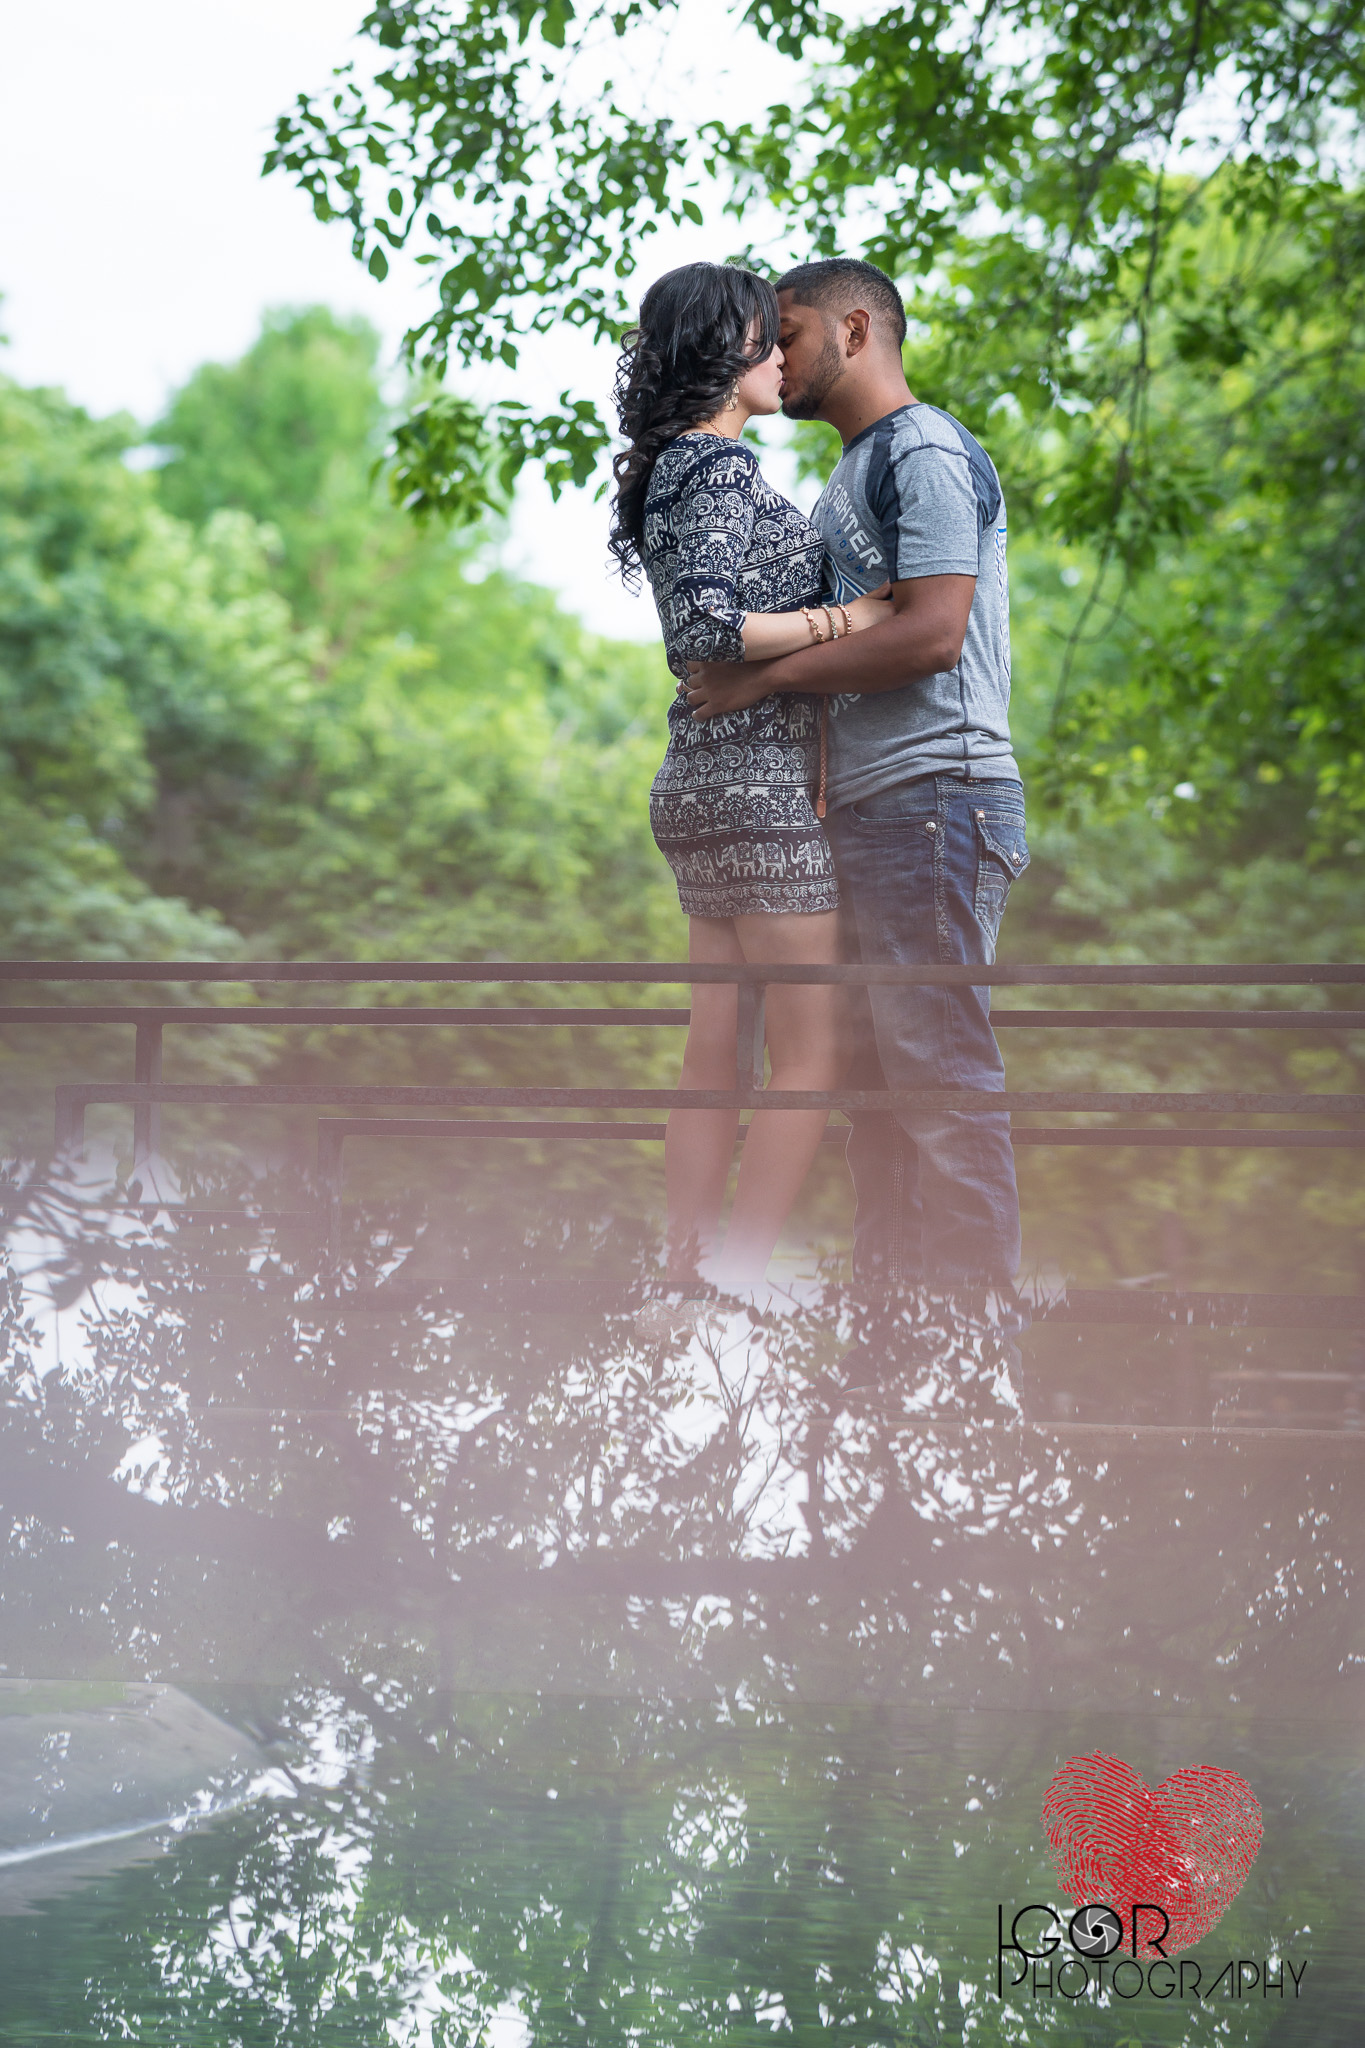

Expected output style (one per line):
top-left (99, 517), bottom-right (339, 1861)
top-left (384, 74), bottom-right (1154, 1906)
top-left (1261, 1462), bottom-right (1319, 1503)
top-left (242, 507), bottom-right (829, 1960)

top-left (813, 399), bottom-right (1018, 807)
top-left (683, 257), bottom-right (1029, 1295)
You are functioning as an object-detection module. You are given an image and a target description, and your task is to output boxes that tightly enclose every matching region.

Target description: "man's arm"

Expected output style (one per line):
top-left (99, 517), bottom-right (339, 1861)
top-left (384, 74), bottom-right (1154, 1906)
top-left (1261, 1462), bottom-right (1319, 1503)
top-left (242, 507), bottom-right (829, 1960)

top-left (683, 574), bottom-right (976, 720)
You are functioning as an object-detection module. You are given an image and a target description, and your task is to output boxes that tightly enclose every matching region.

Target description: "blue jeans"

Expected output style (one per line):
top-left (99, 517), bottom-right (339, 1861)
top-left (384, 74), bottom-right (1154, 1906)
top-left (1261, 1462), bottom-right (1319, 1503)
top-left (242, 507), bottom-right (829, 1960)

top-left (824, 774), bottom-right (1030, 1288)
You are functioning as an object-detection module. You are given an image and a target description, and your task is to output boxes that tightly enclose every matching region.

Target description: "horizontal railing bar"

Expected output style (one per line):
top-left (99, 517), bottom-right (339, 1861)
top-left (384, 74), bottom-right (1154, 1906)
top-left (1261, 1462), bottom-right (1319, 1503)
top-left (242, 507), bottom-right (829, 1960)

top-left (0, 1005), bottom-right (692, 1027)
top-left (325, 1118), bottom-right (660, 1140)
top-left (994, 1009), bottom-right (1365, 1029)
top-left (314, 1117), bottom-right (1364, 1151)
top-left (1209, 1371), bottom-right (1361, 1383)
top-left (1042, 1423), bottom-right (1363, 1449)
top-left (0, 1188), bottom-right (315, 1218)
top-left (1012, 1129), bottom-right (1364, 1147)
top-left (6, 960), bottom-right (1365, 987)
top-left (56, 1083), bottom-right (1365, 1113)
top-left (377, 1288), bottom-right (1360, 1327)
top-left (1043, 1290), bottom-right (1363, 1328)
top-left (317, 1117), bottom-right (848, 1145)
top-left (4, 1003), bottom-right (1362, 1029)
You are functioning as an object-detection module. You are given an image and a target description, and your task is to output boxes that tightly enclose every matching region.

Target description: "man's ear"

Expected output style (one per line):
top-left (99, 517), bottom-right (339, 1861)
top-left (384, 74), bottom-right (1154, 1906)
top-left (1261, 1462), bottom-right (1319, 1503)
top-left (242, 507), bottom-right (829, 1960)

top-left (843, 308), bottom-right (873, 357)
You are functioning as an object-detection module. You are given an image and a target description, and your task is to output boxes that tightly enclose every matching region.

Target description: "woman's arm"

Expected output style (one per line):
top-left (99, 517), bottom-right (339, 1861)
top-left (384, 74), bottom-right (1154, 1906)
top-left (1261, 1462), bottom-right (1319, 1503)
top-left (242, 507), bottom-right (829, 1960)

top-left (685, 575), bottom-right (976, 718)
top-left (658, 444), bottom-right (893, 673)
top-left (740, 589), bottom-right (892, 661)
top-left (655, 444), bottom-right (759, 671)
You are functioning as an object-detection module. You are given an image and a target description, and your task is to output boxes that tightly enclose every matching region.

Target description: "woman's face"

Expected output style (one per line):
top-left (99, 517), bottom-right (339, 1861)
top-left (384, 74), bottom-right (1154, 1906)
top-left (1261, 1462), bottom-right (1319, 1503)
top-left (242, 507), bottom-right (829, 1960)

top-left (734, 316), bottom-right (784, 417)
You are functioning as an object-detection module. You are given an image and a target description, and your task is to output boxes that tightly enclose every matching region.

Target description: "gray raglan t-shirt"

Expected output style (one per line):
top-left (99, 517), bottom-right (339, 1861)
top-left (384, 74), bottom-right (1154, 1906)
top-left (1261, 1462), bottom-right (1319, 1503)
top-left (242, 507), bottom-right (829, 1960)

top-left (810, 401), bottom-right (1019, 809)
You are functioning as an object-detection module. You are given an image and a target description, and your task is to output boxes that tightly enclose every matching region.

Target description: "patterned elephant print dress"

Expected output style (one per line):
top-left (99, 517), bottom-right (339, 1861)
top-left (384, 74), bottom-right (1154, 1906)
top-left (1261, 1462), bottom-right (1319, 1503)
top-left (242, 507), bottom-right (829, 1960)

top-left (641, 433), bottom-right (839, 916)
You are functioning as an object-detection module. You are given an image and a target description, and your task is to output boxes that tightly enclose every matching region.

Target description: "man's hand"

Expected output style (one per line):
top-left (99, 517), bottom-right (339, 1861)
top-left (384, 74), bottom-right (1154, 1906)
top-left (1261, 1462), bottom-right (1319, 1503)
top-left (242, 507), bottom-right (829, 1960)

top-left (681, 662), bottom-right (773, 721)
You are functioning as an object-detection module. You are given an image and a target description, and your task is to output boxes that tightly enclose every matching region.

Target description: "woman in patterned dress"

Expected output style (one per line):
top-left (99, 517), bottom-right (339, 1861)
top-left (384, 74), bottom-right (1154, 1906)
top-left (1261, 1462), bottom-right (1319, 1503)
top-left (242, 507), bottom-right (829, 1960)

top-left (610, 263), bottom-right (890, 1293)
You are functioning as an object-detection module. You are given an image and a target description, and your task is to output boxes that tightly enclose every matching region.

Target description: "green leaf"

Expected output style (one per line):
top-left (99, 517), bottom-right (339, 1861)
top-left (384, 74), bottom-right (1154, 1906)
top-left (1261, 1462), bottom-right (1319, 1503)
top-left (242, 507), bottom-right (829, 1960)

top-left (379, 391), bottom-right (502, 524)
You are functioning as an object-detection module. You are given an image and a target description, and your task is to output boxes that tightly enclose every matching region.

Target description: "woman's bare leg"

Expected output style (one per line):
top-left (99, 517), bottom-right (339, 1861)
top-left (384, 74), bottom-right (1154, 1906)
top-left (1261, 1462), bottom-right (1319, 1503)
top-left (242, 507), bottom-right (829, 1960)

top-left (710, 909), bottom-right (847, 1290)
top-left (663, 915), bottom-right (744, 1282)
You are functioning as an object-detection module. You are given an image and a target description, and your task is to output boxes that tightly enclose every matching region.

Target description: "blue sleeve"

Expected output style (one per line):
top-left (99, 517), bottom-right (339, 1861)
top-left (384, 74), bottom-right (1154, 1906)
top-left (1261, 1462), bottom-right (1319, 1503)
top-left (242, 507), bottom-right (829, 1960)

top-left (656, 443), bottom-right (757, 671)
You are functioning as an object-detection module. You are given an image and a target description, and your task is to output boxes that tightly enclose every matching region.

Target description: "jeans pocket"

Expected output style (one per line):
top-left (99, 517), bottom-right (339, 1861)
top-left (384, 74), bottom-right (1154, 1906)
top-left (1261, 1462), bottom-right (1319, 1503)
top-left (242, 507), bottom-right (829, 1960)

top-left (972, 811), bottom-right (1030, 953)
top-left (848, 796), bottom-right (938, 827)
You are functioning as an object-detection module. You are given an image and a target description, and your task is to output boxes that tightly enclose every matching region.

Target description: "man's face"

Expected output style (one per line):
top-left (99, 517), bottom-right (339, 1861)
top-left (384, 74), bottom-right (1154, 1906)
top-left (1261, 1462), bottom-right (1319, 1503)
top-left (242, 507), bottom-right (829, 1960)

top-left (777, 292), bottom-right (845, 421)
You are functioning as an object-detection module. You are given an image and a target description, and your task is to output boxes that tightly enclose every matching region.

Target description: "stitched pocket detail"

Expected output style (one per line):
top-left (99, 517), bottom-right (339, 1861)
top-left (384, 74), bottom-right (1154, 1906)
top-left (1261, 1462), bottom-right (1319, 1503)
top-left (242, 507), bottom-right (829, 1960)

top-left (972, 812), bottom-right (1029, 953)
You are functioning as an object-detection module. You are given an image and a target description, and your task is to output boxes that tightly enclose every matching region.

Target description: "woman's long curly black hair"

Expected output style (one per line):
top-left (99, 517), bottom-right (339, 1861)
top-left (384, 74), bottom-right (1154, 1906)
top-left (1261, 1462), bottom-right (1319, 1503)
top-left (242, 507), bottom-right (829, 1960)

top-left (608, 262), bottom-right (781, 585)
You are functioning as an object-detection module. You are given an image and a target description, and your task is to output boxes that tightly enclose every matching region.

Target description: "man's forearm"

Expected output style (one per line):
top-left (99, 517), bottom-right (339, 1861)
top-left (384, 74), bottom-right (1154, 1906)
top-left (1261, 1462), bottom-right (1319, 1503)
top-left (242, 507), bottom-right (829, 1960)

top-left (763, 591), bottom-right (971, 699)
top-left (682, 575), bottom-right (978, 722)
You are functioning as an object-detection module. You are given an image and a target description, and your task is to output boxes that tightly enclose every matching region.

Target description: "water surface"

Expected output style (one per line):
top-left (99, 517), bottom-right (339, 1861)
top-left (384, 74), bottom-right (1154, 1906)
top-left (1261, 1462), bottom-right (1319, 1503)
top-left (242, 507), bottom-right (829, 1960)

top-left (0, 1174), bottom-right (1359, 2043)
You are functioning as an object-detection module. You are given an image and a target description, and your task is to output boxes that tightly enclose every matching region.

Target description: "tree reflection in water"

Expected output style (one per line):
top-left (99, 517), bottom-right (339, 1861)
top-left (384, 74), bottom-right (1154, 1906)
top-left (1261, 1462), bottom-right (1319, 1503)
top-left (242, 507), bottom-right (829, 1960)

top-left (0, 1176), bottom-right (1359, 2043)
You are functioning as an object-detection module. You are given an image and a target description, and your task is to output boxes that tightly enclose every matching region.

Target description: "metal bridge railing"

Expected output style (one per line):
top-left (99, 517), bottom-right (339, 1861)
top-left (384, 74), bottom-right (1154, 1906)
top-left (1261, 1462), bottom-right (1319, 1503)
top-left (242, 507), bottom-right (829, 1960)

top-left (2, 960), bottom-right (1363, 1283)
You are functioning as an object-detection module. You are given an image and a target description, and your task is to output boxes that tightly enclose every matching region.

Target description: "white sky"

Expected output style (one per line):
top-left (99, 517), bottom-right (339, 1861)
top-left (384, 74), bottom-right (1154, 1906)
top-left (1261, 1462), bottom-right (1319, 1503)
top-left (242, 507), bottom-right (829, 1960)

top-left (0, 0), bottom-right (804, 641)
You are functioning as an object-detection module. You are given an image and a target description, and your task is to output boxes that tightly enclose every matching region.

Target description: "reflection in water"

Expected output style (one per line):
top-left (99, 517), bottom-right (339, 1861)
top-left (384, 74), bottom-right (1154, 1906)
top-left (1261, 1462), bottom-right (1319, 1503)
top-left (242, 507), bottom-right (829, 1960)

top-left (0, 1172), bottom-right (1360, 2041)
top-left (0, 1680), bottom-right (260, 1913)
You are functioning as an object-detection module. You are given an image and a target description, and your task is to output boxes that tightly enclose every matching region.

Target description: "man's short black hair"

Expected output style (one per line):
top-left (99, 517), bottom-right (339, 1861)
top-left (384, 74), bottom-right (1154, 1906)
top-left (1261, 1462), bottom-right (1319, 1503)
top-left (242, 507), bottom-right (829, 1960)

top-left (774, 257), bottom-right (907, 349)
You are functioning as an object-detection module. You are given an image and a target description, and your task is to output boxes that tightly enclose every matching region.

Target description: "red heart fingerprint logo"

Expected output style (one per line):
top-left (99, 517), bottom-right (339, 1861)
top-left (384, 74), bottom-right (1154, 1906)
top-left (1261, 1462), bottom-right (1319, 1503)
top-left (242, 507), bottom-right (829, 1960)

top-left (1042, 1752), bottom-right (1263, 1956)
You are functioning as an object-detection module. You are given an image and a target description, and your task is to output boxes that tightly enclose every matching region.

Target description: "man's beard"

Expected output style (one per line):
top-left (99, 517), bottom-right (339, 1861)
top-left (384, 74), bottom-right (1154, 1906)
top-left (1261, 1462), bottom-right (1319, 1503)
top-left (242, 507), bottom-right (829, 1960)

top-left (780, 334), bottom-right (844, 420)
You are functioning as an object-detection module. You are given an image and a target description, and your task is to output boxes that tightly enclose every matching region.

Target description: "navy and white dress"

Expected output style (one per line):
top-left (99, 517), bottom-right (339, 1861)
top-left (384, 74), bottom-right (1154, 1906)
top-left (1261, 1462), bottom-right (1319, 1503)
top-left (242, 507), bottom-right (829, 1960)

top-left (641, 434), bottom-right (839, 916)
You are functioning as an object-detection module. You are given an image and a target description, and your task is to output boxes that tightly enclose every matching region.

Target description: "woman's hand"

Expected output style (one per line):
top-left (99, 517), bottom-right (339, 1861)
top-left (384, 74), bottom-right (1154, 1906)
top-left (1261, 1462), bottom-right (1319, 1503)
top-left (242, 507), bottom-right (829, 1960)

top-left (680, 661), bottom-right (773, 720)
top-left (847, 582), bottom-right (893, 632)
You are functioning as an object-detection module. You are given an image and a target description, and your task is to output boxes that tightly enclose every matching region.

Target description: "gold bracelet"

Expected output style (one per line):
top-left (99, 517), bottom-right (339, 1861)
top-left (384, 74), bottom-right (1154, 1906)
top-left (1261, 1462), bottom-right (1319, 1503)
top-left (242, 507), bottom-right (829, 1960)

top-left (800, 606), bottom-right (830, 645)
top-left (823, 605), bottom-right (839, 639)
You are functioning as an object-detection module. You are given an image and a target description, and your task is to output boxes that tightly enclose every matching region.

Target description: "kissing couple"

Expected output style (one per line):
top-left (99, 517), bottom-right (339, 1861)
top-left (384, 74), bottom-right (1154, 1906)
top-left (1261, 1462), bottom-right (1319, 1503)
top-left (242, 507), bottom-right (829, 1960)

top-left (610, 258), bottom-right (1030, 1316)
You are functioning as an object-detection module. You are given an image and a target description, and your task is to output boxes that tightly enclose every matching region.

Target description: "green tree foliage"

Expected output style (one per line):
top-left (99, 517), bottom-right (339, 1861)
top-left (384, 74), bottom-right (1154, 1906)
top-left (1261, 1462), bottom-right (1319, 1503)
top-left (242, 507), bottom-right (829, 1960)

top-left (0, 377), bottom-right (252, 963)
top-left (0, 313), bottom-right (678, 970)
top-left (0, 312), bottom-right (683, 1160)
top-left (154, 305), bottom-right (389, 623)
top-left (266, 0), bottom-right (1365, 830)
top-left (930, 181), bottom-right (1365, 842)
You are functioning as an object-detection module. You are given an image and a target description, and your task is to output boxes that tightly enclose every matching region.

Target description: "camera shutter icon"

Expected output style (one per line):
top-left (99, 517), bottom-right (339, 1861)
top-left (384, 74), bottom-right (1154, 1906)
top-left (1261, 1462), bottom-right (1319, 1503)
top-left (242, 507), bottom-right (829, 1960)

top-left (1069, 1904), bottom-right (1123, 1957)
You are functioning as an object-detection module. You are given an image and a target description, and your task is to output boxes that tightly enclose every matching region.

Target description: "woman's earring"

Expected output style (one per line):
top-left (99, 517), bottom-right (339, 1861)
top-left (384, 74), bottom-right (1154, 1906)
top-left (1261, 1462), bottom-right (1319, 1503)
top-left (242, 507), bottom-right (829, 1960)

top-left (726, 380), bottom-right (740, 411)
